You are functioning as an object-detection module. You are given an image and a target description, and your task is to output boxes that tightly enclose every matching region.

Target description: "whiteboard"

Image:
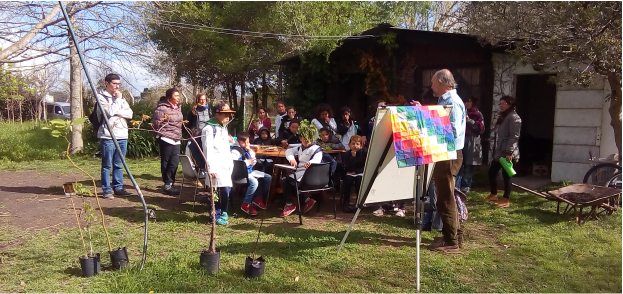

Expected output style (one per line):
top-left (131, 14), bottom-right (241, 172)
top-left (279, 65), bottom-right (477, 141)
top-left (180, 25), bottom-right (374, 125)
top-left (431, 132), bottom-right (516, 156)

top-left (357, 107), bottom-right (434, 206)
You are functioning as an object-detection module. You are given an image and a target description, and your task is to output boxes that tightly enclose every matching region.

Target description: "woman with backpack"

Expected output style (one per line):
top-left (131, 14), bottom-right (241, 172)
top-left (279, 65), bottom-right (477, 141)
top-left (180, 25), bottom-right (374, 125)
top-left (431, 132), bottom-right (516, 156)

top-left (455, 96), bottom-right (485, 194)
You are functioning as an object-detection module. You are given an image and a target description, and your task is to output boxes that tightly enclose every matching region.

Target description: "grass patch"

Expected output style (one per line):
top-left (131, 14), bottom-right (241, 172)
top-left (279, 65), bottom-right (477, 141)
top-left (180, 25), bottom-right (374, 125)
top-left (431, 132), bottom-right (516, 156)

top-left (0, 121), bottom-right (68, 162)
top-left (0, 150), bottom-right (621, 292)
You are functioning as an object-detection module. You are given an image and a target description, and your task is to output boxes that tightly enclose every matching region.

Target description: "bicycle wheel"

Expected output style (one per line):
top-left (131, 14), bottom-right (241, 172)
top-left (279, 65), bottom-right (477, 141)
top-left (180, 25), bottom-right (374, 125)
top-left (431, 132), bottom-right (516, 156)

top-left (603, 172), bottom-right (622, 208)
top-left (583, 163), bottom-right (622, 186)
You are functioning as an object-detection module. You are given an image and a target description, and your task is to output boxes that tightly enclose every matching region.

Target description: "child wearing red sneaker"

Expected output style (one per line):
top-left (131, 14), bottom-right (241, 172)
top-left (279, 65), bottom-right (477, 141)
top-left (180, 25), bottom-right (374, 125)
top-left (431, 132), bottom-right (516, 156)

top-left (231, 133), bottom-right (271, 216)
top-left (280, 134), bottom-right (323, 217)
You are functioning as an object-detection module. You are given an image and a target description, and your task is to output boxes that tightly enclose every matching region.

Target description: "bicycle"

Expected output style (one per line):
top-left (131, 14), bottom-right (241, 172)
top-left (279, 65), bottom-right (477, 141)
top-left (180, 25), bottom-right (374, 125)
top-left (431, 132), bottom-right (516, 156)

top-left (582, 152), bottom-right (621, 187)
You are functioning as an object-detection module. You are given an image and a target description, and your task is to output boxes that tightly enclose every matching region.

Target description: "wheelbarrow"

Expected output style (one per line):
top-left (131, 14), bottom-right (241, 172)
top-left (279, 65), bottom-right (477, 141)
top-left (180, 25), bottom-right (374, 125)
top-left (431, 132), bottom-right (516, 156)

top-left (512, 183), bottom-right (622, 226)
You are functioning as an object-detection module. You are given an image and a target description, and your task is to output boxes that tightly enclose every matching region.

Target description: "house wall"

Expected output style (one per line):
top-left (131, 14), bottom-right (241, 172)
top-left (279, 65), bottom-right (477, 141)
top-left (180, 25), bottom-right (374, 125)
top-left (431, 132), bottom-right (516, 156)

top-left (491, 53), bottom-right (617, 183)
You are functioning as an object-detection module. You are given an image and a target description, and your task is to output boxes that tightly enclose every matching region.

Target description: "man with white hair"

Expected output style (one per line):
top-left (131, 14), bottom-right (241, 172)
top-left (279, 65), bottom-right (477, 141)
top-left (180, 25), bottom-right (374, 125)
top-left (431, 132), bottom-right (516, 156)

top-left (427, 69), bottom-right (466, 254)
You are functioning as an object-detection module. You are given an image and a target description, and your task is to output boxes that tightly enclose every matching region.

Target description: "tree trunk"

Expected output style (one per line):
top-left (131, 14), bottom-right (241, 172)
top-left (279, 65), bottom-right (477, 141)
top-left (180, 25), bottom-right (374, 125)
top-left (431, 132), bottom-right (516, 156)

top-left (606, 74), bottom-right (622, 162)
top-left (261, 73), bottom-right (268, 107)
top-left (240, 74), bottom-right (246, 133)
top-left (231, 78), bottom-right (238, 109)
top-left (18, 101), bottom-right (22, 124)
top-left (250, 87), bottom-right (259, 113)
top-left (278, 65), bottom-right (283, 101)
top-left (69, 31), bottom-right (83, 154)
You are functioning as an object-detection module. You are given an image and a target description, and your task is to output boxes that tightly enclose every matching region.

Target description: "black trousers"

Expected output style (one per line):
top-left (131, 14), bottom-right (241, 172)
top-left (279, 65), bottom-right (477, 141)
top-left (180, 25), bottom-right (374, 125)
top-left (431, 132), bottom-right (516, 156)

top-left (281, 176), bottom-right (308, 205)
top-left (488, 159), bottom-right (512, 198)
top-left (158, 139), bottom-right (180, 185)
top-left (342, 175), bottom-right (361, 205)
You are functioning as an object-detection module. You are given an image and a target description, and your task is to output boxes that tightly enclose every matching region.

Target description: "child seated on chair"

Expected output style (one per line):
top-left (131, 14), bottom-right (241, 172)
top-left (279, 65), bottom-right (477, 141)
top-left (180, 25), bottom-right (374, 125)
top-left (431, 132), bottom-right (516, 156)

top-left (231, 133), bottom-right (271, 216)
top-left (252, 127), bottom-right (274, 173)
top-left (317, 127), bottom-right (346, 191)
top-left (280, 134), bottom-right (323, 217)
top-left (341, 135), bottom-right (367, 213)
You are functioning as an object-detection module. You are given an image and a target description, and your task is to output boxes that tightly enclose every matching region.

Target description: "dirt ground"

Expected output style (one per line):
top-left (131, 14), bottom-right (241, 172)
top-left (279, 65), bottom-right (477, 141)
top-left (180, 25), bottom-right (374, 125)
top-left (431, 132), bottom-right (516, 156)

top-left (0, 170), bottom-right (361, 235)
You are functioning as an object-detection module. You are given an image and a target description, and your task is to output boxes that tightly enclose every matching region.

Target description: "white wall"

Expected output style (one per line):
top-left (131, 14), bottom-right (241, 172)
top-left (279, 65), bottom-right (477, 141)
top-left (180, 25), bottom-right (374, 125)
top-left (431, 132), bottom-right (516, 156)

top-left (491, 53), bottom-right (618, 183)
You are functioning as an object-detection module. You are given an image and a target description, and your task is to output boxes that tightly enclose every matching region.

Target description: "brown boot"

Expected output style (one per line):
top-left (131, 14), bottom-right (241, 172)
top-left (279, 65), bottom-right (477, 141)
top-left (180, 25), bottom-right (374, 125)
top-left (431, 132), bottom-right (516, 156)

top-left (495, 197), bottom-right (510, 208)
top-left (196, 180), bottom-right (204, 188)
top-left (483, 194), bottom-right (498, 202)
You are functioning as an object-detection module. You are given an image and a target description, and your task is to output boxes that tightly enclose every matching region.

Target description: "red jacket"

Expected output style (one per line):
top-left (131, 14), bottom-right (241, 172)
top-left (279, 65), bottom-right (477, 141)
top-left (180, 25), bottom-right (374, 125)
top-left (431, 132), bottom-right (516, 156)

top-left (248, 116), bottom-right (271, 138)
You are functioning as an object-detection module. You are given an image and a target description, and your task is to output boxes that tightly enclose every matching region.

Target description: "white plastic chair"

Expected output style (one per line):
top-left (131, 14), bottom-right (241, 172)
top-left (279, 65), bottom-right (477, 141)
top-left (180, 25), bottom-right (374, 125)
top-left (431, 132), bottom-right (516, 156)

top-left (179, 154), bottom-right (203, 209)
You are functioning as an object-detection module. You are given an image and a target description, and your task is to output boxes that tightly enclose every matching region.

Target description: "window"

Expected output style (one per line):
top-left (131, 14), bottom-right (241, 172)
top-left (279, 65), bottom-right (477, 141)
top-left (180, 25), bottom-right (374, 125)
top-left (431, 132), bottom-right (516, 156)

top-left (62, 106), bottom-right (70, 114)
top-left (415, 67), bottom-right (482, 104)
top-left (55, 106), bottom-right (62, 114)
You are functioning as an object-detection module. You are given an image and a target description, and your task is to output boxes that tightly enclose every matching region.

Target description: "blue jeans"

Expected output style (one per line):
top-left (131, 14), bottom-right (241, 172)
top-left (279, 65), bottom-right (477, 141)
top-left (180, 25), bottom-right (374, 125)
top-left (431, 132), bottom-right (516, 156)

top-left (100, 139), bottom-right (127, 193)
top-left (215, 186), bottom-right (231, 218)
top-left (455, 164), bottom-right (474, 192)
top-left (422, 180), bottom-right (443, 231)
top-left (322, 153), bottom-right (337, 175)
top-left (243, 173), bottom-right (272, 204)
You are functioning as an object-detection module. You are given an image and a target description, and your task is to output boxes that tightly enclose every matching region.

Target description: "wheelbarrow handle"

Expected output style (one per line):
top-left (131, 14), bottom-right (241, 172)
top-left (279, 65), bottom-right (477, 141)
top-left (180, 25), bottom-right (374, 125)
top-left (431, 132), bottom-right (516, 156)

top-left (511, 183), bottom-right (551, 199)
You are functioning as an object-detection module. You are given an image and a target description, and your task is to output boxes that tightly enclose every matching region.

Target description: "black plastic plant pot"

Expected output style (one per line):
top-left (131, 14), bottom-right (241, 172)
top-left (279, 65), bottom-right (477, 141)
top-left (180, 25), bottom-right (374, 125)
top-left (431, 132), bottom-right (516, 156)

top-left (79, 253), bottom-right (101, 277)
top-left (200, 249), bottom-right (220, 273)
top-left (244, 256), bottom-right (265, 278)
top-left (109, 247), bottom-right (129, 269)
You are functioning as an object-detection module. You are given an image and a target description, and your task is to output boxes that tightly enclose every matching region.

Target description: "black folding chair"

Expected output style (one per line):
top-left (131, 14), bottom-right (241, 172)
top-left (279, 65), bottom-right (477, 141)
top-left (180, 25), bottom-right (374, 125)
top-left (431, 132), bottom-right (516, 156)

top-left (231, 160), bottom-right (249, 202)
top-left (293, 162), bottom-right (333, 224)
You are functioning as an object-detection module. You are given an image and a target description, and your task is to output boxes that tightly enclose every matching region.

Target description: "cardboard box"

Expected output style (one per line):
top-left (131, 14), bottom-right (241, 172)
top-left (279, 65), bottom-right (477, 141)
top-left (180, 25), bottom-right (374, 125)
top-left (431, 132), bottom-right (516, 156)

top-left (532, 163), bottom-right (549, 177)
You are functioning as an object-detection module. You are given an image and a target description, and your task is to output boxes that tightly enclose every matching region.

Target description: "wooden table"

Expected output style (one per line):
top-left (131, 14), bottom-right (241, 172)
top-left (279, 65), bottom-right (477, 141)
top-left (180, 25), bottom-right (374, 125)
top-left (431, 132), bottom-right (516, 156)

top-left (253, 147), bottom-right (344, 199)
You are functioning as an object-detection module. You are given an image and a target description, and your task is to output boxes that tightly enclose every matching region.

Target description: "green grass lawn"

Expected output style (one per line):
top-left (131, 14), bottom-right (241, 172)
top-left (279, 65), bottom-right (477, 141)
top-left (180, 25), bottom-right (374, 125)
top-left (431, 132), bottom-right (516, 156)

top-left (0, 121), bottom-right (621, 292)
top-left (1, 156), bottom-right (621, 293)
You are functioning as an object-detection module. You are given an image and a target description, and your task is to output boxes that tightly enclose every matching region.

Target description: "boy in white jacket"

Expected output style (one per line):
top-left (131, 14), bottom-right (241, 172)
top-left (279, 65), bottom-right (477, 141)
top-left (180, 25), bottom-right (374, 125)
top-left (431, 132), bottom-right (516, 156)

top-left (202, 103), bottom-right (236, 225)
top-left (97, 74), bottom-right (133, 199)
top-left (280, 135), bottom-right (323, 217)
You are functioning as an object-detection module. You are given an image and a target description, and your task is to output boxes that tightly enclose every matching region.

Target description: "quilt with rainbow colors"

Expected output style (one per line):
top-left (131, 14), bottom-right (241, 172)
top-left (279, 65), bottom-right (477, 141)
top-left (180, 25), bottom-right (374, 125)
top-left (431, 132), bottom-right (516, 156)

top-left (389, 105), bottom-right (456, 167)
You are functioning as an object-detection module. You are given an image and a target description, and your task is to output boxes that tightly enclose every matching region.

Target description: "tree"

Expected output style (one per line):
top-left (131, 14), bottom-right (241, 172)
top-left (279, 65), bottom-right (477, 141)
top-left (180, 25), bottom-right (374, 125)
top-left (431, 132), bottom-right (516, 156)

top-left (0, 2), bottom-right (154, 153)
top-left (463, 1), bottom-right (622, 159)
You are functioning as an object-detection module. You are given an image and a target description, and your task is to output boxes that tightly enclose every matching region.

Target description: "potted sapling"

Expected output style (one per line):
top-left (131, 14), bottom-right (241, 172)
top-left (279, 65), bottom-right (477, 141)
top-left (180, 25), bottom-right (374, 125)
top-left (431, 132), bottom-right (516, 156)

top-left (79, 203), bottom-right (101, 277)
top-left (43, 118), bottom-right (128, 270)
top-left (180, 123), bottom-right (222, 273)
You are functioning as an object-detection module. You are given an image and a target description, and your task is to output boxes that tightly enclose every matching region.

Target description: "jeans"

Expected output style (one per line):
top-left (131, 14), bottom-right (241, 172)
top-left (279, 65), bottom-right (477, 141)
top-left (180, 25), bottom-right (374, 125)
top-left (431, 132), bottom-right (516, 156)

top-left (187, 138), bottom-right (205, 171)
top-left (243, 173), bottom-right (272, 204)
top-left (423, 180), bottom-right (443, 231)
top-left (256, 157), bottom-right (274, 173)
top-left (322, 153), bottom-right (337, 175)
top-left (455, 164), bottom-right (474, 192)
top-left (158, 139), bottom-right (180, 185)
top-left (215, 186), bottom-right (231, 217)
top-left (100, 139), bottom-right (127, 193)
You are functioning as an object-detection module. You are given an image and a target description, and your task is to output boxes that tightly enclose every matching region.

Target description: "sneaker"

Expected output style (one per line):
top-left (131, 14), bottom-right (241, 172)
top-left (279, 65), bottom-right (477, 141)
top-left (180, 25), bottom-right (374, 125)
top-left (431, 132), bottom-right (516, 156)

top-left (372, 207), bottom-right (384, 216)
top-left (252, 198), bottom-right (267, 210)
top-left (221, 212), bottom-right (229, 221)
top-left (303, 198), bottom-right (316, 213)
top-left (163, 184), bottom-right (180, 195)
top-left (198, 169), bottom-right (207, 179)
top-left (215, 217), bottom-right (228, 225)
top-left (482, 194), bottom-right (498, 202)
top-left (102, 191), bottom-right (114, 199)
top-left (241, 203), bottom-right (258, 216)
top-left (114, 189), bottom-right (132, 197)
top-left (280, 204), bottom-right (296, 217)
top-left (395, 209), bottom-right (406, 217)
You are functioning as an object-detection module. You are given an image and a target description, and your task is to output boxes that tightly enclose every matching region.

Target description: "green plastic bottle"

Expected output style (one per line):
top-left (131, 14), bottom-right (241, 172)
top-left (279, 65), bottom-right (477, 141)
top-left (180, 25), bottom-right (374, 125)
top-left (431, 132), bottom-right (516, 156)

top-left (499, 157), bottom-right (516, 177)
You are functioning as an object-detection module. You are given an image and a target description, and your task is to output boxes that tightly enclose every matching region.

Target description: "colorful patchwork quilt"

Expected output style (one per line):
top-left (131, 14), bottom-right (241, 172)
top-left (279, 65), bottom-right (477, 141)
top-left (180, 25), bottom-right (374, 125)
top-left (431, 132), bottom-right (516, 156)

top-left (389, 105), bottom-right (457, 167)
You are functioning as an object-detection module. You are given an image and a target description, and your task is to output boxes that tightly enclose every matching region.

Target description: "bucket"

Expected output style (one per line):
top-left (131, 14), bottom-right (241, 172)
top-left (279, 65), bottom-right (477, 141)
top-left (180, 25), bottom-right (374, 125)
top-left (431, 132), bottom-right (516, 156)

top-left (244, 256), bottom-right (265, 278)
top-left (109, 247), bottom-right (129, 269)
top-left (200, 249), bottom-right (220, 273)
top-left (79, 253), bottom-right (101, 277)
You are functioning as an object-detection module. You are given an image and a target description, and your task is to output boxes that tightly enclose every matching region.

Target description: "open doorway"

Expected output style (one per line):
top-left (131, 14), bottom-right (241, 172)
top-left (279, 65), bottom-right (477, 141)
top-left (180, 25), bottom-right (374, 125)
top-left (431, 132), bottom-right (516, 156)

top-left (514, 74), bottom-right (557, 177)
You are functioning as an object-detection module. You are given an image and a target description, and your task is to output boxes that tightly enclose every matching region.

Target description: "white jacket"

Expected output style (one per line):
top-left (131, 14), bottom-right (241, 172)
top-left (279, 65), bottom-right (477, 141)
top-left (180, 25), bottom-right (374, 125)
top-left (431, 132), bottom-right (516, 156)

top-left (202, 123), bottom-right (233, 187)
top-left (96, 90), bottom-right (133, 140)
top-left (285, 144), bottom-right (323, 181)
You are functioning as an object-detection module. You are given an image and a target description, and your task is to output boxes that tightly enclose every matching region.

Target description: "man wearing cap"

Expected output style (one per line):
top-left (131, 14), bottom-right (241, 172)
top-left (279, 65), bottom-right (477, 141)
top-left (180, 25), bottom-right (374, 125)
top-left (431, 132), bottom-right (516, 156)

top-left (202, 102), bottom-right (236, 225)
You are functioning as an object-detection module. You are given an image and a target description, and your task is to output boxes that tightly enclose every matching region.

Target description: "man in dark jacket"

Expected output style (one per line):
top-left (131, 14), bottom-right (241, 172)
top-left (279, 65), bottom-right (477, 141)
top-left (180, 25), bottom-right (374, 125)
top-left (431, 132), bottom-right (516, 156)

top-left (341, 135), bottom-right (367, 212)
